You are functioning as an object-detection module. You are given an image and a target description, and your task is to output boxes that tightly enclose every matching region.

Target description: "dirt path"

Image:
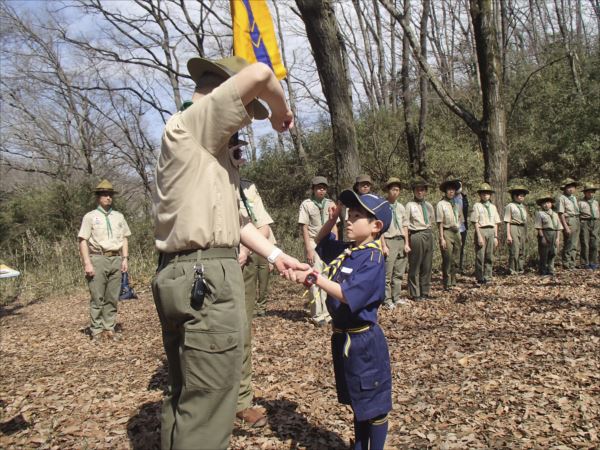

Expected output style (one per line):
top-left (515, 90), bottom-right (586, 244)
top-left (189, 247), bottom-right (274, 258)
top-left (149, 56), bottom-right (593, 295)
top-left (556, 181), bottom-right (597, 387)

top-left (1, 271), bottom-right (599, 449)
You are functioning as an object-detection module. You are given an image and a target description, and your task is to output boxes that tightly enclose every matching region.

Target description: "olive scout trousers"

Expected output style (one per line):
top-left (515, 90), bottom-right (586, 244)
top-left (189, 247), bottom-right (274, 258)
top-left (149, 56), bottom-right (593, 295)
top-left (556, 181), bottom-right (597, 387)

top-left (441, 228), bottom-right (461, 288)
top-left (384, 236), bottom-right (407, 304)
top-left (88, 255), bottom-right (121, 335)
top-left (408, 229), bottom-right (433, 298)
top-left (580, 219), bottom-right (599, 266)
top-left (562, 216), bottom-right (580, 269)
top-left (308, 239), bottom-right (330, 322)
top-left (475, 227), bottom-right (495, 282)
top-left (508, 224), bottom-right (527, 274)
top-left (538, 230), bottom-right (558, 275)
top-left (152, 248), bottom-right (245, 450)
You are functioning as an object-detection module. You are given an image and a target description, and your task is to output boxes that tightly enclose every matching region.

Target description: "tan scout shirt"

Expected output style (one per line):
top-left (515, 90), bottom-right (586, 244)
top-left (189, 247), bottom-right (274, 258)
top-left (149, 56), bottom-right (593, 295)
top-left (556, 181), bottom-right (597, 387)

top-left (240, 180), bottom-right (276, 244)
top-left (558, 194), bottom-right (579, 217)
top-left (470, 202), bottom-right (501, 227)
top-left (298, 198), bottom-right (337, 239)
top-left (405, 200), bottom-right (435, 231)
top-left (504, 202), bottom-right (528, 225)
top-left (383, 201), bottom-right (408, 238)
top-left (579, 199), bottom-right (599, 220)
top-left (78, 208), bottom-right (131, 253)
top-left (436, 198), bottom-right (463, 230)
top-left (534, 210), bottom-right (563, 230)
top-left (154, 77), bottom-right (252, 252)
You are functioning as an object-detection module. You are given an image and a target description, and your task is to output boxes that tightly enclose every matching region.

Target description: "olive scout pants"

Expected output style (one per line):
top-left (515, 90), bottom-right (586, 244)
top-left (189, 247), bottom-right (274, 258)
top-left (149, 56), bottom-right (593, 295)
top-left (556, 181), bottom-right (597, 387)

top-left (237, 253), bottom-right (270, 413)
top-left (384, 236), bottom-right (407, 304)
top-left (441, 228), bottom-right (461, 288)
top-left (248, 254), bottom-right (270, 315)
top-left (308, 239), bottom-right (330, 322)
top-left (88, 255), bottom-right (121, 335)
top-left (562, 216), bottom-right (580, 269)
top-left (475, 227), bottom-right (495, 282)
top-left (580, 219), bottom-right (599, 266)
top-left (508, 224), bottom-right (527, 274)
top-left (408, 229), bottom-right (433, 298)
top-left (538, 230), bottom-right (558, 275)
top-left (152, 248), bottom-right (245, 450)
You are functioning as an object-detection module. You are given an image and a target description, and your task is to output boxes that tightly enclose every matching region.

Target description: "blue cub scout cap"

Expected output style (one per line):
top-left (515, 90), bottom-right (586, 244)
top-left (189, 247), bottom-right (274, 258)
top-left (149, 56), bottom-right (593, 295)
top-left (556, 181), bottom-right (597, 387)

top-left (339, 190), bottom-right (392, 234)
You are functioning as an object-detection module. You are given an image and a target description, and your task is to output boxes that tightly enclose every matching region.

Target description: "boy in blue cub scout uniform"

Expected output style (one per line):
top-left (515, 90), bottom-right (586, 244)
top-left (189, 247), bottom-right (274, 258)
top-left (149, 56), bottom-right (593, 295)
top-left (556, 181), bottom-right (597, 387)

top-left (289, 191), bottom-right (393, 450)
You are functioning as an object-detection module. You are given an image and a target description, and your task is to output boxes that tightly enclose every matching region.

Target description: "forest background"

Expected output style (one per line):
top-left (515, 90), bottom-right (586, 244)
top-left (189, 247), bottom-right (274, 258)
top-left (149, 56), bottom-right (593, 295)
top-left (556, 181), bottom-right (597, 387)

top-left (0, 0), bottom-right (599, 303)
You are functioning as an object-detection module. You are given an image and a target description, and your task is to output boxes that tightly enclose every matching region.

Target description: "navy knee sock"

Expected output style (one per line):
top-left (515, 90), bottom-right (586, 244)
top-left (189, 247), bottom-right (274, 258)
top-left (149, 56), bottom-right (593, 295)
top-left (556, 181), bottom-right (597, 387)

top-left (353, 416), bottom-right (370, 450)
top-left (368, 414), bottom-right (388, 450)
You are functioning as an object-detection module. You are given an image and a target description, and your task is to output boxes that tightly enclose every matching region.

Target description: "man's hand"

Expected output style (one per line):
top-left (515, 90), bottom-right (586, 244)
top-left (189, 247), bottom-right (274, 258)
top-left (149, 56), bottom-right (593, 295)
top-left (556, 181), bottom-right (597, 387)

top-left (564, 226), bottom-right (571, 236)
top-left (285, 268), bottom-right (312, 284)
top-left (440, 239), bottom-right (447, 250)
top-left (84, 262), bottom-right (95, 278)
top-left (238, 247), bottom-right (251, 267)
top-left (270, 108), bottom-right (294, 133)
top-left (120, 258), bottom-right (128, 273)
top-left (274, 253), bottom-right (310, 276)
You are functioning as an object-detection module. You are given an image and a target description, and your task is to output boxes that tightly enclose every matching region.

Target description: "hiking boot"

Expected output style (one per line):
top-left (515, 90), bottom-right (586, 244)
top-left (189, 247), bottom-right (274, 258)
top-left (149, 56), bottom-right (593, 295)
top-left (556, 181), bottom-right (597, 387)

top-left (236, 408), bottom-right (267, 428)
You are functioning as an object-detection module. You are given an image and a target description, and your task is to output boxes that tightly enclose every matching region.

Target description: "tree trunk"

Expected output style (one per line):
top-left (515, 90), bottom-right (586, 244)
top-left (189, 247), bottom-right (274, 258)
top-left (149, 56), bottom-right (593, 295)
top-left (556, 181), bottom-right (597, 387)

top-left (295, 0), bottom-right (361, 191)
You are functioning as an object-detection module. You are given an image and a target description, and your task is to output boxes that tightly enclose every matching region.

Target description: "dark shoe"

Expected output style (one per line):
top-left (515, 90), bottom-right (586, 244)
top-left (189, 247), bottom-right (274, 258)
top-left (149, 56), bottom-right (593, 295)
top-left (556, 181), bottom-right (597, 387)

top-left (423, 294), bottom-right (436, 299)
top-left (411, 296), bottom-right (423, 302)
top-left (236, 408), bottom-right (267, 428)
top-left (311, 319), bottom-right (327, 327)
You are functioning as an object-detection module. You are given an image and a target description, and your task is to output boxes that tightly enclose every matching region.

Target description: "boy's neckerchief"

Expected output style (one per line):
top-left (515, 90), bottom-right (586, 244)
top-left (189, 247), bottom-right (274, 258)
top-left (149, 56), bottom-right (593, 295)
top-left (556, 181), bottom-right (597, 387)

top-left (311, 196), bottom-right (327, 225)
top-left (415, 198), bottom-right (429, 224)
top-left (544, 209), bottom-right (557, 229)
top-left (482, 201), bottom-right (492, 221)
top-left (240, 187), bottom-right (257, 223)
top-left (512, 202), bottom-right (525, 222)
top-left (96, 206), bottom-right (113, 238)
top-left (565, 193), bottom-right (579, 213)
top-left (390, 200), bottom-right (401, 230)
top-left (446, 197), bottom-right (459, 224)
top-left (583, 198), bottom-right (596, 218)
top-left (323, 239), bottom-right (382, 280)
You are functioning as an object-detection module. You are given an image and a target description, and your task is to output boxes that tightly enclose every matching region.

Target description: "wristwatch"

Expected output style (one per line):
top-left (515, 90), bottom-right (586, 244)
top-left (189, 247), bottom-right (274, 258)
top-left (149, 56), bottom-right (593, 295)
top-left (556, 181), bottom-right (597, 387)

top-left (304, 270), bottom-right (320, 288)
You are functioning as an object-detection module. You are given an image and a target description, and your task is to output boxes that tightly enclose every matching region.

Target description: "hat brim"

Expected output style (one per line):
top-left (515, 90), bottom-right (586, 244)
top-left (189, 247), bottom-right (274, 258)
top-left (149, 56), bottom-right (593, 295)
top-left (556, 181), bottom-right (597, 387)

top-left (385, 181), bottom-right (402, 190)
top-left (561, 182), bottom-right (580, 189)
top-left (477, 189), bottom-right (495, 194)
top-left (439, 180), bottom-right (461, 192)
top-left (187, 57), bottom-right (269, 120)
top-left (95, 189), bottom-right (118, 195)
top-left (509, 189), bottom-right (529, 195)
top-left (536, 197), bottom-right (555, 205)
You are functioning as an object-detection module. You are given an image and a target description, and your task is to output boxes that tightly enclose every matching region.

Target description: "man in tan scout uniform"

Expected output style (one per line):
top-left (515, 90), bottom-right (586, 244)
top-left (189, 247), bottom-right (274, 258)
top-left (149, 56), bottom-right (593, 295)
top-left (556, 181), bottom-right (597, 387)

top-left (298, 176), bottom-right (338, 325)
top-left (405, 177), bottom-right (435, 300)
top-left (470, 183), bottom-right (501, 284)
top-left (237, 177), bottom-right (275, 427)
top-left (436, 177), bottom-right (463, 290)
top-left (558, 178), bottom-right (581, 269)
top-left (381, 177), bottom-right (409, 308)
top-left (152, 56), bottom-right (306, 450)
top-left (504, 185), bottom-right (529, 275)
top-left (579, 182), bottom-right (599, 269)
top-left (78, 180), bottom-right (130, 342)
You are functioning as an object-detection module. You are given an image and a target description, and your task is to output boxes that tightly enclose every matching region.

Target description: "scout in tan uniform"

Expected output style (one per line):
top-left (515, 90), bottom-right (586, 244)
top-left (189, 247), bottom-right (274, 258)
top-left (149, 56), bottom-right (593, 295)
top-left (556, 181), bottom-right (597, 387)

top-left (405, 178), bottom-right (435, 300)
top-left (381, 177), bottom-right (409, 308)
top-left (152, 56), bottom-right (307, 450)
top-left (579, 182), bottom-right (599, 269)
top-left (470, 183), bottom-right (501, 284)
top-left (237, 176), bottom-right (275, 427)
top-left (436, 177), bottom-right (463, 290)
top-left (298, 176), bottom-right (338, 325)
top-left (558, 178), bottom-right (581, 269)
top-left (504, 185), bottom-right (529, 275)
top-left (78, 180), bottom-right (130, 342)
top-left (354, 174), bottom-right (373, 194)
top-left (534, 194), bottom-right (562, 276)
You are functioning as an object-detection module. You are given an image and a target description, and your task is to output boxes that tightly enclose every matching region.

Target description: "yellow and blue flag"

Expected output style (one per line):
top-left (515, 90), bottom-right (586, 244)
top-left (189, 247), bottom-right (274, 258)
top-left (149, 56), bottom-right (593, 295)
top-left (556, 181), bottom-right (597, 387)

top-left (231, 0), bottom-right (287, 80)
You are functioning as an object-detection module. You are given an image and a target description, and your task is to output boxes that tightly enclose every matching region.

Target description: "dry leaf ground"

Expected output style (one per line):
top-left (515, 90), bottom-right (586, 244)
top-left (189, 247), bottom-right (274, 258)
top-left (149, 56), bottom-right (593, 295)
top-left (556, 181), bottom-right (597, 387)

top-left (1, 269), bottom-right (599, 449)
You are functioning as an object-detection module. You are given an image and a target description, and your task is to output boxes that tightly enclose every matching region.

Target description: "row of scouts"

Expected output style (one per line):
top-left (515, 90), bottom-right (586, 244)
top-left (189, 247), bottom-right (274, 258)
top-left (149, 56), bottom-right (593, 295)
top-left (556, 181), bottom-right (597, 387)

top-left (298, 175), bottom-right (599, 318)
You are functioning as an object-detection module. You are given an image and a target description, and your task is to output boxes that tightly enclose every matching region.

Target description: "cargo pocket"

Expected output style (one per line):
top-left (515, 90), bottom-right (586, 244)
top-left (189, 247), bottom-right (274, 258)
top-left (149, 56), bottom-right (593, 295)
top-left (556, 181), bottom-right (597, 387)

top-left (183, 330), bottom-right (240, 391)
top-left (360, 373), bottom-right (381, 391)
top-left (155, 266), bottom-right (194, 322)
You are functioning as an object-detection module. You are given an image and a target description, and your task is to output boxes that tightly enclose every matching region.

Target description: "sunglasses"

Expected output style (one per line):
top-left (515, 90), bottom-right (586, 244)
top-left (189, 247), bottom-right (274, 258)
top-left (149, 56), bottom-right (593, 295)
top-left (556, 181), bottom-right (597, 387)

top-left (229, 133), bottom-right (243, 160)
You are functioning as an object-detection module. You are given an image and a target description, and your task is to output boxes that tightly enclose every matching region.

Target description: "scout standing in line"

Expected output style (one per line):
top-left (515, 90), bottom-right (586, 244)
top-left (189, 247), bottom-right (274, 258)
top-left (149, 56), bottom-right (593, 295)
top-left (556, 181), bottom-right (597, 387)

top-left (354, 174), bottom-right (373, 194)
top-left (405, 178), bottom-right (435, 300)
top-left (436, 177), bottom-right (463, 290)
top-left (298, 176), bottom-right (338, 326)
top-left (579, 182), bottom-right (599, 269)
top-left (290, 191), bottom-right (393, 450)
top-left (470, 183), bottom-right (501, 284)
top-left (152, 56), bottom-right (306, 450)
top-left (534, 194), bottom-right (562, 276)
top-left (455, 182), bottom-right (469, 274)
top-left (504, 185), bottom-right (529, 275)
top-left (78, 180), bottom-right (130, 342)
top-left (381, 177), bottom-right (410, 308)
top-left (558, 178), bottom-right (581, 270)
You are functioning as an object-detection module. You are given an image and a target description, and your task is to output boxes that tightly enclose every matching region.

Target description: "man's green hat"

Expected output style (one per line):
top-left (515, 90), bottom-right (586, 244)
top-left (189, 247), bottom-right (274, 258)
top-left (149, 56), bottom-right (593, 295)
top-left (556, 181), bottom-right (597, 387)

top-left (439, 176), bottom-right (461, 193)
top-left (187, 55), bottom-right (269, 120)
top-left (384, 177), bottom-right (402, 190)
top-left (410, 177), bottom-right (429, 190)
top-left (94, 179), bottom-right (118, 194)
top-left (582, 182), bottom-right (598, 192)
top-left (476, 182), bottom-right (495, 194)
top-left (508, 184), bottom-right (529, 195)
top-left (536, 193), bottom-right (555, 205)
top-left (311, 176), bottom-right (328, 187)
top-left (560, 178), bottom-right (580, 190)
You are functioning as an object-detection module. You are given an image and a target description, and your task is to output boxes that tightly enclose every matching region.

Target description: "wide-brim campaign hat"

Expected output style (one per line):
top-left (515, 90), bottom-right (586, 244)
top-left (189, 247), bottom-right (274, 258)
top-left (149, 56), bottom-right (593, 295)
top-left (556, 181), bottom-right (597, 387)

top-left (439, 177), bottom-right (461, 193)
top-left (476, 182), bottom-right (495, 194)
top-left (311, 176), bottom-right (329, 187)
top-left (384, 177), bottom-right (402, 190)
top-left (94, 179), bottom-right (118, 194)
top-left (339, 190), bottom-right (391, 233)
top-left (508, 184), bottom-right (529, 195)
top-left (560, 178), bottom-right (580, 189)
top-left (536, 194), bottom-right (556, 205)
top-left (187, 56), bottom-right (269, 120)
top-left (410, 177), bottom-right (429, 189)
top-left (353, 174), bottom-right (373, 191)
top-left (582, 182), bottom-right (598, 192)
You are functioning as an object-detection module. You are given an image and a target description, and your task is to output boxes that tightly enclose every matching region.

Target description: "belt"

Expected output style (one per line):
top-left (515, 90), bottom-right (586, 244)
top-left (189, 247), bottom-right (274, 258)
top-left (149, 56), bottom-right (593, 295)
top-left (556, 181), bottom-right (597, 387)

top-left (386, 235), bottom-right (404, 240)
top-left (510, 223), bottom-right (525, 226)
top-left (91, 250), bottom-right (120, 257)
top-left (580, 218), bottom-right (594, 221)
top-left (162, 247), bottom-right (238, 265)
top-left (409, 228), bottom-right (432, 234)
top-left (443, 227), bottom-right (460, 232)
top-left (332, 324), bottom-right (371, 357)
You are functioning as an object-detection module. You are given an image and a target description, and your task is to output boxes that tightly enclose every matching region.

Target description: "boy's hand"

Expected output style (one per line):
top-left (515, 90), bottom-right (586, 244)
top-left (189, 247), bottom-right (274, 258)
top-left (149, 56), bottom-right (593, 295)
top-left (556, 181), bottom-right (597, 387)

top-left (270, 108), bottom-right (294, 133)
top-left (382, 244), bottom-right (389, 257)
top-left (440, 238), bottom-right (447, 250)
top-left (507, 236), bottom-right (513, 245)
top-left (275, 253), bottom-right (310, 276)
top-left (306, 248), bottom-right (315, 266)
top-left (285, 268), bottom-right (312, 284)
top-left (328, 202), bottom-right (342, 221)
top-left (84, 262), bottom-right (95, 278)
top-left (564, 226), bottom-right (571, 235)
top-left (404, 243), bottom-right (411, 254)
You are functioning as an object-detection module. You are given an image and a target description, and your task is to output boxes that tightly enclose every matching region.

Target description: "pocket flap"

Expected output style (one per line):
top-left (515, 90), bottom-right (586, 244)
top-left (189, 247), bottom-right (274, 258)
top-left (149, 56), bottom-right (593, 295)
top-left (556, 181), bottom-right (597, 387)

top-left (360, 374), bottom-right (381, 391)
top-left (185, 331), bottom-right (238, 353)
